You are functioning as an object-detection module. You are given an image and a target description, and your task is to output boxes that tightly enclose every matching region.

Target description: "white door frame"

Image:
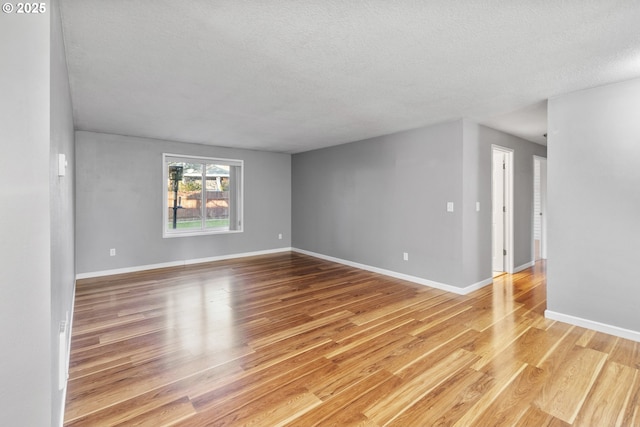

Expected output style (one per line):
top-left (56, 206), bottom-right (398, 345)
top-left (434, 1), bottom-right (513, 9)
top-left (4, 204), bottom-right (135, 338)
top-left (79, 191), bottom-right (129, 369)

top-left (492, 145), bottom-right (514, 274)
top-left (533, 155), bottom-right (547, 260)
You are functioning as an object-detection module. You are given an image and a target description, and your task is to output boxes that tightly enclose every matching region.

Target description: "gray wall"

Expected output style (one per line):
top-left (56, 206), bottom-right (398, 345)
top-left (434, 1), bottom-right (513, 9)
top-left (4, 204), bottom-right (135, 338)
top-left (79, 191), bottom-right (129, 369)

top-left (293, 120), bottom-right (467, 286)
top-left (462, 120), bottom-right (489, 285)
top-left (0, 5), bottom-right (52, 426)
top-left (547, 77), bottom-right (640, 332)
top-left (292, 119), bottom-right (546, 289)
top-left (51, 0), bottom-right (76, 423)
top-left (76, 131), bottom-right (291, 274)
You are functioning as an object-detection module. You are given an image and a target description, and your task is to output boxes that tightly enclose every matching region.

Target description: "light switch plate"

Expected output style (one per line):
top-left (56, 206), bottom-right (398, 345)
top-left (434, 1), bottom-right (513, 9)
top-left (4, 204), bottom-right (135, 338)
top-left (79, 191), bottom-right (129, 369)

top-left (58, 154), bottom-right (67, 177)
top-left (447, 202), bottom-right (454, 212)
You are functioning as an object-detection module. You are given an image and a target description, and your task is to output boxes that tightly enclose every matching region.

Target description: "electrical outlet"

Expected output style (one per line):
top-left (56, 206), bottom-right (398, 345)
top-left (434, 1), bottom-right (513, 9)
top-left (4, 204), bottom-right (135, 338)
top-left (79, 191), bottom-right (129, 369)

top-left (109, 248), bottom-right (116, 256)
top-left (403, 252), bottom-right (409, 261)
top-left (447, 202), bottom-right (454, 212)
top-left (278, 233), bottom-right (283, 240)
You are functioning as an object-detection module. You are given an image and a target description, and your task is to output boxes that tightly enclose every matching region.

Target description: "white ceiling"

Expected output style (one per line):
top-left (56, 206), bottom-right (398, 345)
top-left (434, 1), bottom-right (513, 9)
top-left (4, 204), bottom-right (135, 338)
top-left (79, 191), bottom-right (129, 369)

top-left (59, 0), bottom-right (640, 153)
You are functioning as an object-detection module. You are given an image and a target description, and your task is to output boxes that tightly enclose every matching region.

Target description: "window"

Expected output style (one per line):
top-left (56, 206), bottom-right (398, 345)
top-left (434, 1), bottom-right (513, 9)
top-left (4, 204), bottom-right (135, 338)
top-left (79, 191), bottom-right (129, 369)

top-left (163, 154), bottom-right (243, 237)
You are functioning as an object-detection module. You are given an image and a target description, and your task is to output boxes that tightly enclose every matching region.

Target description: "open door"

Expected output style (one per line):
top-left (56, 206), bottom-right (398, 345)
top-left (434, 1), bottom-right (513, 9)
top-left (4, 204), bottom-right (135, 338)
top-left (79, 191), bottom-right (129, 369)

top-left (492, 149), bottom-right (505, 272)
top-left (492, 145), bottom-right (514, 274)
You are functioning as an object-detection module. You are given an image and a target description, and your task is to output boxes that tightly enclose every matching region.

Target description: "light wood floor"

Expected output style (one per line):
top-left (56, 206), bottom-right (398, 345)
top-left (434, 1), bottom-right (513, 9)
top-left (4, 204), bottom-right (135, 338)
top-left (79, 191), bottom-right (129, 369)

top-left (65, 252), bottom-right (640, 426)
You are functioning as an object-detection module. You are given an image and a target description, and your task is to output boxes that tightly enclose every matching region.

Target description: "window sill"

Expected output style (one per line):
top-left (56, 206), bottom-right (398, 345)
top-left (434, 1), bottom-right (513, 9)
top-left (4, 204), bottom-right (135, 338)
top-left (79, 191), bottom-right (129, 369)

top-left (163, 229), bottom-right (243, 238)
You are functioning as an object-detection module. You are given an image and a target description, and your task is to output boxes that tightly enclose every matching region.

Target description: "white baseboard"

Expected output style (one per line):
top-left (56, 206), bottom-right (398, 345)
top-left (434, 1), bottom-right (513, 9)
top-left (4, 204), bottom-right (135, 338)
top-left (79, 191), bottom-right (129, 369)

top-left (545, 310), bottom-right (640, 343)
top-left (76, 247), bottom-right (495, 296)
top-left (464, 277), bottom-right (494, 294)
top-left (514, 261), bottom-right (535, 274)
top-left (293, 248), bottom-right (492, 296)
top-left (58, 280), bottom-right (76, 427)
top-left (76, 247), bottom-right (293, 280)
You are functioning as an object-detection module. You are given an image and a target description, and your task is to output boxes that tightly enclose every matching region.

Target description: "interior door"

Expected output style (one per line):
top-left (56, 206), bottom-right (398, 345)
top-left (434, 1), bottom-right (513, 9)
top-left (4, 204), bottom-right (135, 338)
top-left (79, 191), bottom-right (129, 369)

top-left (492, 150), bottom-right (505, 272)
top-left (534, 158), bottom-right (542, 261)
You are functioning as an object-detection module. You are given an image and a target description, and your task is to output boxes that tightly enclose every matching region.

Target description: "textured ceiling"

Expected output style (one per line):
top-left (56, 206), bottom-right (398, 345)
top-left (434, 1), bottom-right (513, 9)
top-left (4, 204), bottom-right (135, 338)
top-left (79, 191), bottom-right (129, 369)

top-left (59, 0), bottom-right (640, 153)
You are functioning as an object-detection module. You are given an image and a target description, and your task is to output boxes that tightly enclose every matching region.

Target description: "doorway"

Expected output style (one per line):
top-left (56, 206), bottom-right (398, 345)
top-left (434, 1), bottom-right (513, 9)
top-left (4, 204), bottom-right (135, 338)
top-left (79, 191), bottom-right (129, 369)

top-left (533, 156), bottom-right (547, 261)
top-left (492, 145), bottom-right (514, 275)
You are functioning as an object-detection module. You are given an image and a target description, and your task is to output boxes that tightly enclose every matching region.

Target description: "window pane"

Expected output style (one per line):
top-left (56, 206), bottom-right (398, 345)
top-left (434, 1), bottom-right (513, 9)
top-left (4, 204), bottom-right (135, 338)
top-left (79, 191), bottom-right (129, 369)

top-left (227, 164), bottom-right (241, 231)
top-left (205, 164), bottom-right (230, 229)
top-left (164, 154), bottom-right (242, 237)
top-left (167, 162), bottom-right (203, 230)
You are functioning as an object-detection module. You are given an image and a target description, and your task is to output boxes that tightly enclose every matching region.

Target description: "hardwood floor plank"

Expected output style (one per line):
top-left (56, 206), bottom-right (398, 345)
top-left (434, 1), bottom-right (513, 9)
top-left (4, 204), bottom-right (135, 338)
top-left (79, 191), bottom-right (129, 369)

top-left (472, 364), bottom-right (550, 426)
top-left (573, 361), bottom-right (638, 427)
top-left (410, 298), bottom-right (472, 330)
top-left (282, 369), bottom-right (396, 426)
top-left (325, 317), bottom-right (419, 360)
top-left (462, 293), bottom-right (523, 332)
top-left (65, 361), bottom-right (243, 426)
top-left (464, 311), bottom-right (534, 370)
top-left (349, 290), bottom-right (442, 326)
top-left (190, 349), bottom-right (336, 413)
top-left (388, 368), bottom-right (493, 426)
top-left (246, 391), bottom-right (323, 427)
top-left (575, 328), bottom-right (598, 347)
top-left (535, 346), bottom-right (608, 424)
top-left (313, 332), bottom-right (417, 401)
top-left (609, 337), bottom-right (640, 370)
top-left (248, 310), bottom-right (353, 349)
top-left (111, 396), bottom-right (197, 427)
top-left (537, 323), bottom-right (584, 371)
top-left (503, 321), bottom-right (573, 367)
top-left (187, 358), bottom-right (334, 426)
top-left (621, 376), bottom-right (640, 427)
top-left (364, 348), bottom-right (479, 425)
top-left (322, 374), bottom-right (403, 426)
top-left (239, 334), bottom-right (337, 373)
top-left (63, 254), bottom-right (640, 426)
top-left (515, 405), bottom-right (571, 427)
top-left (452, 359), bottom-right (526, 427)
top-left (65, 348), bottom-right (249, 422)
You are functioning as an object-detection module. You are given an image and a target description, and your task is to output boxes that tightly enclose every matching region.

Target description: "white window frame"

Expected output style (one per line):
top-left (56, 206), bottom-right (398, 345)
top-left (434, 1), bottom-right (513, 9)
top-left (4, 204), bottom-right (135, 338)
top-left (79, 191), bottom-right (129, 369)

top-left (163, 153), bottom-right (244, 238)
